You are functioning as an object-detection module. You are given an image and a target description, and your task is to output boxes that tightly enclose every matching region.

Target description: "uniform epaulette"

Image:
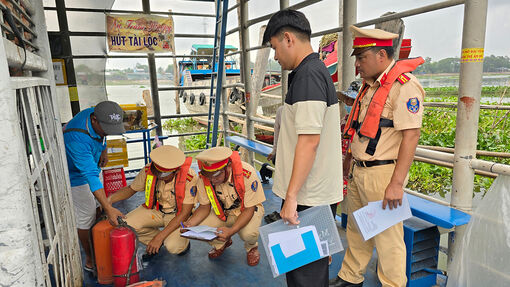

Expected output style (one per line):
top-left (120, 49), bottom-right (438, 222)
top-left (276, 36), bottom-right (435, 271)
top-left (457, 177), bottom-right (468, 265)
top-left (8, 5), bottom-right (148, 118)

top-left (397, 73), bottom-right (411, 85)
top-left (186, 173), bottom-right (194, 182)
top-left (242, 168), bottom-right (251, 178)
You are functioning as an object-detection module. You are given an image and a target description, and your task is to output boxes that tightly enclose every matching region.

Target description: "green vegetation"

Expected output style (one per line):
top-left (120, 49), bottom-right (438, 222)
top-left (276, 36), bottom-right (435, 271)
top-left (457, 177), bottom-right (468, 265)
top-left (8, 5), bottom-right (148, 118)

top-left (424, 86), bottom-right (509, 99)
top-left (162, 118), bottom-right (243, 151)
top-left (162, 118), bottom-right (206, 151)
top-left (407, 90), bottom-right (509, 198)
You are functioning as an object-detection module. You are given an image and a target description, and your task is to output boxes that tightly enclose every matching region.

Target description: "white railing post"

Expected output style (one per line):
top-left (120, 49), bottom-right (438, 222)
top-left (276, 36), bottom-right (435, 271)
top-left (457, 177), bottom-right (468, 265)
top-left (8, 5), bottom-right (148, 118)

top-left (449, 0), bottom-right (488, 269)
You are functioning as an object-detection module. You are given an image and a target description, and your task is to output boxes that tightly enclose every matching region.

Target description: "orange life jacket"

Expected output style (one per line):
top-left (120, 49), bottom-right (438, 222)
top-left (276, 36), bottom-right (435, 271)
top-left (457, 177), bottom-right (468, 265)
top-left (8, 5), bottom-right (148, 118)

top-left (198, 151), bottom-right (248, 221)
top-left (344, 57), bottom-right (424, 155)
top-left (143, 157), bottom-right (193, 215)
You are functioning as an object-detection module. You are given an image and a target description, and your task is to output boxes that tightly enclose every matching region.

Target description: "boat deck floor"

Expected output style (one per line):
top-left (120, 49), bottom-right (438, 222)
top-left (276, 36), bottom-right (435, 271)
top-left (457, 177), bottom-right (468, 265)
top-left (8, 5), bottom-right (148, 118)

top-left (82, 179), bottom-right (381, 287)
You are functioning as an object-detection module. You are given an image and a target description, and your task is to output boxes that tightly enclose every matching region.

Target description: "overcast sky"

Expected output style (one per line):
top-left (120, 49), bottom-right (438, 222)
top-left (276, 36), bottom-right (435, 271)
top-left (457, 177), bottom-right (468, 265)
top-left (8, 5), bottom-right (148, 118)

top-left (46, 0), bottom-right (510, 70)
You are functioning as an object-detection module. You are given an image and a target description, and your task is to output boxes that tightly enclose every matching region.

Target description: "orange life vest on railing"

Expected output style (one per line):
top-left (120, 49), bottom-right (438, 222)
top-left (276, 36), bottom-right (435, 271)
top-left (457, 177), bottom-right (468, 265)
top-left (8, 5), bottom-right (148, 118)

top-left (344, 57), bottom-right (424, 155)
top-left (143, 157), bottom-right (193, 215)
top-left (198, 151), bottom-right (247, 221)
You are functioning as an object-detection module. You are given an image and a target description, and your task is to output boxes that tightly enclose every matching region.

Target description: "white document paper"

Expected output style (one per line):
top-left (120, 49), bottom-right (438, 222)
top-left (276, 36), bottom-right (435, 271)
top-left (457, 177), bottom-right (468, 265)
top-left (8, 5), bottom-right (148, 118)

top-left (180, 225), bottom-right (218, 241)
top-left (183, 225), bottom-right (217, 233)
top-left (352, 194), bottom-right (412, 241)
top-left (181, 230), bottom-right (217, 241)
top-left (268, 228), bottom-right (307, 257)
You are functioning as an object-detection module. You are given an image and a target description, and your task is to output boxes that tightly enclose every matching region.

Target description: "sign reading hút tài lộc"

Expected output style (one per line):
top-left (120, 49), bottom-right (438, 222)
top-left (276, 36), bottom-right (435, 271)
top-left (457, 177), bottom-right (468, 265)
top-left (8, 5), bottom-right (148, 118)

top-left (106, 14), bottom-right (174, 53)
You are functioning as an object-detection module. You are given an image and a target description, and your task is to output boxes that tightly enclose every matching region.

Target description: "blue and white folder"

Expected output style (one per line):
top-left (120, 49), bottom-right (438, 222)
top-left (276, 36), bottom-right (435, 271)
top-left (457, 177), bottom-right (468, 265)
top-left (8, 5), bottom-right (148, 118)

top-left (260, 205), bottom-right (343, 277)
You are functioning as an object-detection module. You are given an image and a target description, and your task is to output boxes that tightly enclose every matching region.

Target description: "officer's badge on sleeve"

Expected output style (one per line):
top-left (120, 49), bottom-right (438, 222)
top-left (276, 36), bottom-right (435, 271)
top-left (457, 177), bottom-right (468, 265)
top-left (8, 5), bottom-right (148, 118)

top-left (251, 181), bottom-right (258, 192)
top-left (190, 186), bottom-right (197, 197)
top-left (407, 97), bottom-right (420, 114)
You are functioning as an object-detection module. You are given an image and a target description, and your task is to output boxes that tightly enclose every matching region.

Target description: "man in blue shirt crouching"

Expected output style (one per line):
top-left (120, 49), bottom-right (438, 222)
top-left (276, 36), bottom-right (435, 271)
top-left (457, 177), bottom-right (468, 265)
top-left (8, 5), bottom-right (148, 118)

top-left (63, 100), bottom-right (125, 272)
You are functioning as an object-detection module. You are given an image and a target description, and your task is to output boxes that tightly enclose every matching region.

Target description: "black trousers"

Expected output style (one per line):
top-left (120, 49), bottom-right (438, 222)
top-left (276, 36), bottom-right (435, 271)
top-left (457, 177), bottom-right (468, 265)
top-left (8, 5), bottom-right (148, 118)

top-left (280, 200), bottom-right (338, 287)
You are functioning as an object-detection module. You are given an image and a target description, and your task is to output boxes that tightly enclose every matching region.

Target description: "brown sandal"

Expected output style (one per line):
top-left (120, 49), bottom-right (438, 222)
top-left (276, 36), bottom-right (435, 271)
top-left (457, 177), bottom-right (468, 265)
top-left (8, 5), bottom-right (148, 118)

top-left (247, 246), bottom-right (260, 266)
top-left (208, 238), bottom-right (233, 259)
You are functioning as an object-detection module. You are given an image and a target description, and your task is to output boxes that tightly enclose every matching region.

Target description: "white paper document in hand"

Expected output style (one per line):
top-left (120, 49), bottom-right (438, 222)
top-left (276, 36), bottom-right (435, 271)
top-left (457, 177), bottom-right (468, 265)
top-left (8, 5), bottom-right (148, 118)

top-left (180, 225), bottom-right (218, 241)
top-left (352, 194), bottom-right (412, 241)
top-left (183, 225), bottom-right (217, 233)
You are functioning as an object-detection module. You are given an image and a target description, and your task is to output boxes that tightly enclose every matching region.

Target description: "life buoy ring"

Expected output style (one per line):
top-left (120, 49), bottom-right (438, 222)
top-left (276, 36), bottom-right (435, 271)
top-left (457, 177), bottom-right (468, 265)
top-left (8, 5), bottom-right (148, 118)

top-left (199, 93), bottom-right (206, 105)
top-left (189, 93), bottom-right (195, 105)
top-left (182, 92), bottom-right (188, 103)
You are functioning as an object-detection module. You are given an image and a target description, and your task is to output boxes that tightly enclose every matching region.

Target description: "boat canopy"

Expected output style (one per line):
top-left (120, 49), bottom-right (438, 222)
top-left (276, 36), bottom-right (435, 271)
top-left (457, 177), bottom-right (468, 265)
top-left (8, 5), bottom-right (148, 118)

top-left (191, 44), bottom-right (238, 56)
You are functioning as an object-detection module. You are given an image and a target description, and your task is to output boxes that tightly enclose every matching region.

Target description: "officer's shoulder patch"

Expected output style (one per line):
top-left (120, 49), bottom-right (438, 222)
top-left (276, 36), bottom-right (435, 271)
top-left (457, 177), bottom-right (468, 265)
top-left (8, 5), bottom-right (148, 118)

top-left (397, 73), bottom-right (411, 85)
top-left (251, 180), bottom-right (258, 192)
top-left (243, 168), bottom-right (251, 178)
top-left (190, 186), bottom-right (197, 197)
top-left (406, 97), bottom-right (420, 114)
top-left (186, 173), bottom-right (194, 182)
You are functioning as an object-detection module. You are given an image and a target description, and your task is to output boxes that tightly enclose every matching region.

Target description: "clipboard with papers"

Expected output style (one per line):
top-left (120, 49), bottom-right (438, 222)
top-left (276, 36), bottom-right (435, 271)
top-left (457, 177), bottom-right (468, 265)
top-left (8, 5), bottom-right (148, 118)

top-left (180, 225), bottom-right (218, 241)
top-left (259, 205), bottom-right (343, 277)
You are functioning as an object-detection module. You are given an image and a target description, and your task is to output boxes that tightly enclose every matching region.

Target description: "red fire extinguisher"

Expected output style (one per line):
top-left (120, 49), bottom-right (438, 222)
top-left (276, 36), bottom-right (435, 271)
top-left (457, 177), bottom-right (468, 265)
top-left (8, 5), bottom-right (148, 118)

top-left (111, 217), bottom-right (140, 286)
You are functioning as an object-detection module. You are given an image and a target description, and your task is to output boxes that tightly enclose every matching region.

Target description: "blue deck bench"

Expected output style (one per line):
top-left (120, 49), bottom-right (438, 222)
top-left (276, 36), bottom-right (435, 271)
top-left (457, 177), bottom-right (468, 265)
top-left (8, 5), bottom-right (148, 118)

top-left (226, 135), bottom-right (272, 158)
top-left (406, 193), bottom-right (471, 229)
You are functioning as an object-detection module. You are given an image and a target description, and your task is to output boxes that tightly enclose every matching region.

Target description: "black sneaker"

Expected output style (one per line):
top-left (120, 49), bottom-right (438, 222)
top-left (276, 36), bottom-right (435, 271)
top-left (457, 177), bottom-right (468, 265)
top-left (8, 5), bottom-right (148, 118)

top-left (328, 276), bottom-right (363, 287)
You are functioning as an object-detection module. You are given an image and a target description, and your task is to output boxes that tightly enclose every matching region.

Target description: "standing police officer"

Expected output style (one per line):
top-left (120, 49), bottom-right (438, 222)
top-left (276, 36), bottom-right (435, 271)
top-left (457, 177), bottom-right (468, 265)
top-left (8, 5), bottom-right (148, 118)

top-left (109, 145), bottom-right (197, 255)
top-left (183, 147), bottom-right (265, 266)
top-left (330, 26), bottom-right (425, 287)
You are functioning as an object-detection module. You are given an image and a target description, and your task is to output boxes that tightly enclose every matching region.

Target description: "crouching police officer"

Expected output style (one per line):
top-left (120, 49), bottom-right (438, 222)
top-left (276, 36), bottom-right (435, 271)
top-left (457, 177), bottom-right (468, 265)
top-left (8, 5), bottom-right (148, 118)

top-left (109, 145), bottom-right (198, 255)
top-left (183, 147), bottom-right (265, 266)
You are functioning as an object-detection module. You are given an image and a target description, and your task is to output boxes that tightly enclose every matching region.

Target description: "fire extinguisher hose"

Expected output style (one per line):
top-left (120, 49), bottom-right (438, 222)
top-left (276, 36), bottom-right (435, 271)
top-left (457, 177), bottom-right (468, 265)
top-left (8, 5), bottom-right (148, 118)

top-left (114, 217), bottom-right (140, 285)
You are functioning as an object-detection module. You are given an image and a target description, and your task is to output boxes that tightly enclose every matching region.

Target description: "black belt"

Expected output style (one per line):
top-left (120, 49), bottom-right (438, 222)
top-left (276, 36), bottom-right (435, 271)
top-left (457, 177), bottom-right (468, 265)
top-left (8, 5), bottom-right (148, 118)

top-left (354, 159), bottom-right (396, 168)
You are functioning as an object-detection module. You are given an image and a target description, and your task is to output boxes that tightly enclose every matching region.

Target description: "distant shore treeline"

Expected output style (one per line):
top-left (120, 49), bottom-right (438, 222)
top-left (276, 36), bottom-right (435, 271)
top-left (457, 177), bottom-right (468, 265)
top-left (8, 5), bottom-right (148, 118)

top-left (415, 55), bottom-right (510, 74)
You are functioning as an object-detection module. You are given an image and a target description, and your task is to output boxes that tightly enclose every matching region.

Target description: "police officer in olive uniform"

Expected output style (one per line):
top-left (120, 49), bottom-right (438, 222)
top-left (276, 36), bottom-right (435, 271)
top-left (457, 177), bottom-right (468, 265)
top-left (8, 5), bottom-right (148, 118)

top-left (183, 147), bottom-right (265, 266)
top-left (109, 145), bottom-right (198, 255)
top-left (329, 26), bottom-right (426, 287)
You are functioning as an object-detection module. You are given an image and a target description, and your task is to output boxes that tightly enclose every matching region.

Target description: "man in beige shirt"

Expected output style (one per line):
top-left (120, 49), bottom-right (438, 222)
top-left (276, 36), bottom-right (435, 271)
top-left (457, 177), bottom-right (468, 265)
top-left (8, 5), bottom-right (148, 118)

top-left (109, 145), bottom-right (197, 256)
top-left (330, 26), bottom-right (425, 287)
top-left (183, 147), bottom-right (266, 266)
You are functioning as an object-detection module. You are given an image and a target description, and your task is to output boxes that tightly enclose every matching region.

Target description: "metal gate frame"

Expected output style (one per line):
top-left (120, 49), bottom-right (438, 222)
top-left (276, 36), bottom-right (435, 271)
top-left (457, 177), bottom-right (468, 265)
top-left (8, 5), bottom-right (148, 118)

top-left (0, 0), bottom-right (81, 286)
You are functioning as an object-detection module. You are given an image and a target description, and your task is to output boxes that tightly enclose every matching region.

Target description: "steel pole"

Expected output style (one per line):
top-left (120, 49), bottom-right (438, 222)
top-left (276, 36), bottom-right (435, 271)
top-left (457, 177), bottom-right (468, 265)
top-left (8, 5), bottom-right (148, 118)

top-left (280, 0), bottom-right (289, 105)
top-left (143, 0), bottom-right (163, 136)
top-left (55, 0), bottom-right (80, 116)
top-left (336, 0), bottom-right (348, 119)
top-left (238, 0), bottom-right (254, 164)
top-left (336, 0), bottom-right (343, 91)
top-left (342, 0), bottom-right (356, 91)
top-left (449, 0), bottom-right (488, 269)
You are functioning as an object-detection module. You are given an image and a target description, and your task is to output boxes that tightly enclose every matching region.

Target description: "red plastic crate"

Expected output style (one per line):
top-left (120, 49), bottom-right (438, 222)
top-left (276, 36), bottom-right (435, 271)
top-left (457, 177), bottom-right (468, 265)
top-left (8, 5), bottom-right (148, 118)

top-left (103, 167), bottom-right (127, 197)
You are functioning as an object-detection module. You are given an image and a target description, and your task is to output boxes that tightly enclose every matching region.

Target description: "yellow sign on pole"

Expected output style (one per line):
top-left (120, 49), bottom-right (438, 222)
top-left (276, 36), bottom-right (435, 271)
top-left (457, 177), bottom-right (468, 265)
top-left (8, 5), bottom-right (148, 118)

top-left (106, 14), bottom-right (174, 53)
